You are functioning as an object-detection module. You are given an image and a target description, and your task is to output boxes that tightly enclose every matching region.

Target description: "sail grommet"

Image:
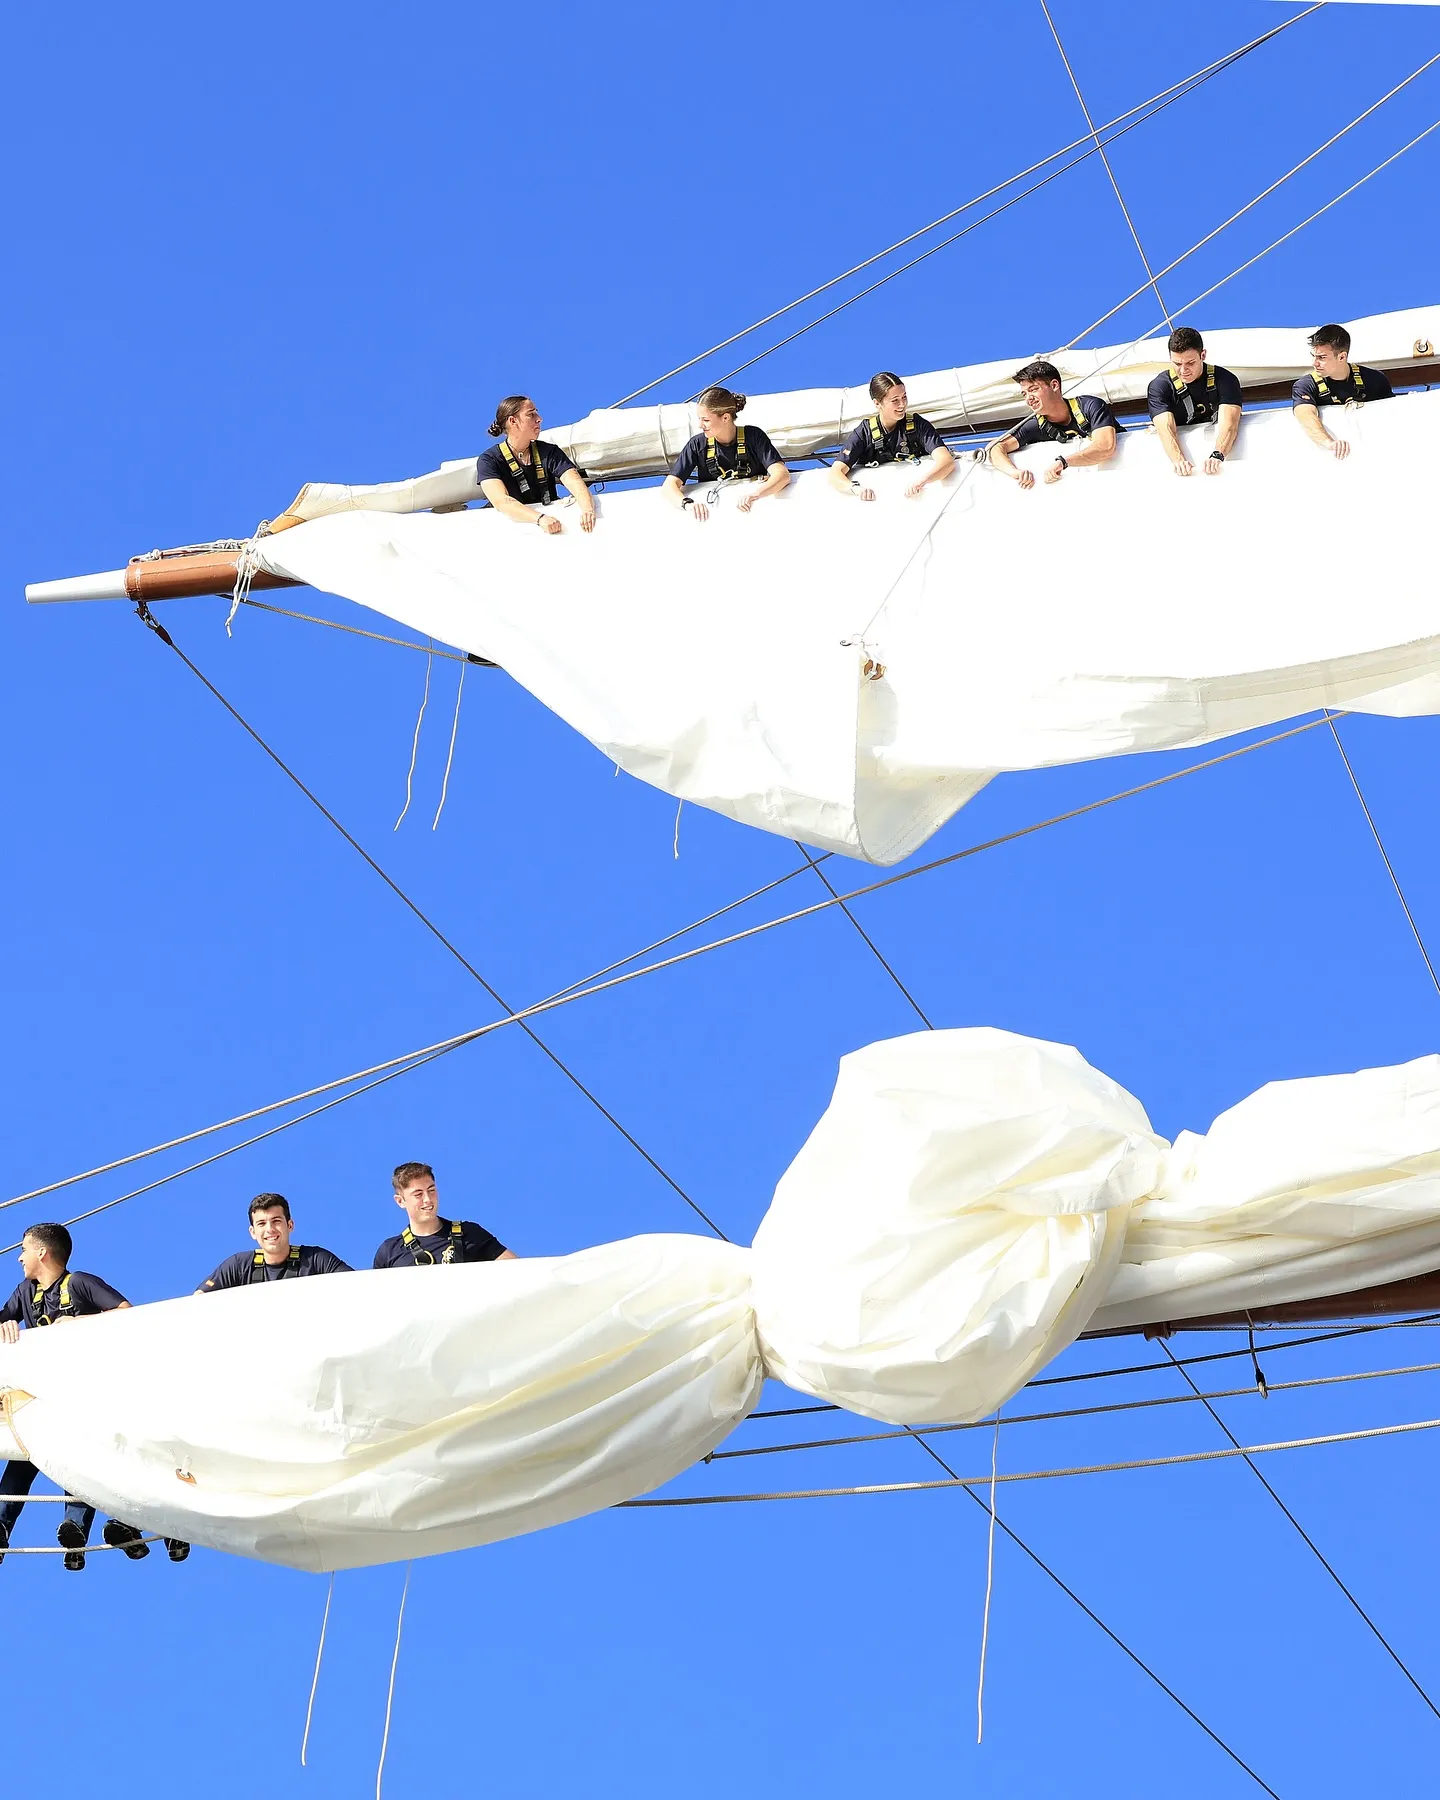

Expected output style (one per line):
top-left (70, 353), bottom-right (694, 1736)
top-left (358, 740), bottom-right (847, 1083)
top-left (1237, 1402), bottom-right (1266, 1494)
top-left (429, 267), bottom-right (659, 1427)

top-left (862, 658), bottom-right (886, 683)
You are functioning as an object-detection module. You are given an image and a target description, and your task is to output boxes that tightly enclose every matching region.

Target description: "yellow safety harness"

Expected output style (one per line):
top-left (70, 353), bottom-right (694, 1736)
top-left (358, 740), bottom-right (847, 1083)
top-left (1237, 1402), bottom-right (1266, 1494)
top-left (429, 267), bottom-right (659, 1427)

top-left (1169, 362), bottom-right (1218, 421)
top-left (703, 426), bottom-right (753, 481)
top-left (498, 438), bottom-right (557, 502)
top-left (31, 1273), bottom-right (74, 1326)
top-left (1314, 365), bottom-right (1366, 404)
top-left (866, 412), bottom-right (926, 463)
top-left (402, 1219), bottom-right (465, 1266)
top-left (249, 1247), bottom-right (302, 1283)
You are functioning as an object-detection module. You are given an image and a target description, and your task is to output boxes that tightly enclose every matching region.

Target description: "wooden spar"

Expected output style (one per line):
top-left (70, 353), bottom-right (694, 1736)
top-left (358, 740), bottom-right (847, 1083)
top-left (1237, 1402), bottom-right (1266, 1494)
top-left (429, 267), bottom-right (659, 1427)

top-left (24, 362), bottom-right (1440, 608)
top-left (1082, 1268), bottom-right (1440, 1339)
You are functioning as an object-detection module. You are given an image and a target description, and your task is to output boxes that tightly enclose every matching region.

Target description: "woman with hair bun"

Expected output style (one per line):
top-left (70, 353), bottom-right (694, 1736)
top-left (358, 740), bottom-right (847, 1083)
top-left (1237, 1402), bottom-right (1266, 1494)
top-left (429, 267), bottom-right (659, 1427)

top-left (476, 395), bottom-right (597, 535)
top-left (663, 386), bottom-right (790, 523)
top-left (829, 372), bottom-right (954, 502)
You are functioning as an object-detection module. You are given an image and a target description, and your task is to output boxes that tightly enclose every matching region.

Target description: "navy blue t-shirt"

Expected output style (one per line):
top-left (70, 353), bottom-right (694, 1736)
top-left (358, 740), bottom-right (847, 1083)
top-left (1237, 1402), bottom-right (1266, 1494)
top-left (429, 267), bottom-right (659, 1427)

top-left (1011, 393), bottom-right (1122, 450)
top-left (198, 1246), bottom-right (352, 1292)
top-left (1146, 363), bottom-right (1243, 427)
top-left (1291, 365), bottom-right (1393, 408)
top-left (372, 1219), bottom-right (508, 1269)
top-left (476, 438), bottom-right (576, 503)
top-left (0, 1270), bottom-right (127, 1329)
top-left (670, 426), bottom-right (784, 485)
top-left (839, 413), bottom-right (945, 470)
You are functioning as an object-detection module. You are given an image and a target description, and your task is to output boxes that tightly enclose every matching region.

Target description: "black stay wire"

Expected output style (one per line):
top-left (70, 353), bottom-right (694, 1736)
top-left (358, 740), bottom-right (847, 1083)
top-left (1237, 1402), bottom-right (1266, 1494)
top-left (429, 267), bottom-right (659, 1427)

top-left (1160, 1342), bottom-right (1440, 1724)
top-left (4, 710), bottom-right (1341, 1220)
top-left (132, 601), bottom-right (728, 1241)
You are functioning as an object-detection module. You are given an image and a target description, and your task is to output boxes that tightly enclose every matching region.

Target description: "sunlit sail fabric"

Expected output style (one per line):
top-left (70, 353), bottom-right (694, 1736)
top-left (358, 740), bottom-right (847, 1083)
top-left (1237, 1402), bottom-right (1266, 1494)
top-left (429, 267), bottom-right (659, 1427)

top-left (256, 388), bottom-right (1440, 864)
top-left (7, 1030), bottom-right (1440, 1570)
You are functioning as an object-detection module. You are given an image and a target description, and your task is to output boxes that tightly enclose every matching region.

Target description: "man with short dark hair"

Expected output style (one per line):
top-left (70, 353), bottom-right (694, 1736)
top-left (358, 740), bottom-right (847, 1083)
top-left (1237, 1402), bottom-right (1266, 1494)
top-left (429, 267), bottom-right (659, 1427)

top-left (0, 1223), bottom-right (156, 1571)
top-left (1147, 326), bottom-right (1243, 476)
top-left (1292, 323), bottom-right (1393, 460)
top-left (989, 360), bottom-right (1121, 490)
top-left (197, 1194), bottom-right (352, 1292)
top-left (373, 1163), bottom-right (515, 1269)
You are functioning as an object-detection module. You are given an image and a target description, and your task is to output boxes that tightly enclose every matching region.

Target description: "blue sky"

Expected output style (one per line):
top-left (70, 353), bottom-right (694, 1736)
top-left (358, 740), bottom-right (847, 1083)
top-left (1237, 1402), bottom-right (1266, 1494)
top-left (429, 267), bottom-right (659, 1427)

top-left (4, 2), bottom-right (1440, 1793)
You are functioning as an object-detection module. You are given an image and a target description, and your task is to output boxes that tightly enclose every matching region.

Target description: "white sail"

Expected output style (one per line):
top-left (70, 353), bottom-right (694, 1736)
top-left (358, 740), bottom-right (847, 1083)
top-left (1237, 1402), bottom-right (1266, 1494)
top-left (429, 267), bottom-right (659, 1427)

top-left (7, 1029), bottom-right (1440, 1569)
top-left (275, 305), bottom-right (1438, 512)
top-left (256, 387), bottom-right (1440, 865)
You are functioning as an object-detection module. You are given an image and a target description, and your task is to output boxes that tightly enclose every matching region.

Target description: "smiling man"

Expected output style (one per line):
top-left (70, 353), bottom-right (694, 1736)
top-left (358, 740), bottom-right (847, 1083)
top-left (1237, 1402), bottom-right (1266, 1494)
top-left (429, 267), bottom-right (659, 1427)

top-left (373, 1162), bottom-right (516, 1269)
top-left (989, 359), bottom-right (1121, 490)
top-left (197, 1193), bottom-right (352, 1292)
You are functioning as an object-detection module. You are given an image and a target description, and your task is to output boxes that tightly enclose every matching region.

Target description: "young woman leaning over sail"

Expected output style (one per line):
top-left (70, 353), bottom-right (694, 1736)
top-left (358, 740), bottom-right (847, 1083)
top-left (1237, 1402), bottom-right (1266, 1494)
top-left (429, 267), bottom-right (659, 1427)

top-left (477, 395), bottom-right (598, 535)
top-left (662, 386), bottom-right (790, 523)
top-left (829, 372), bottom-right (955, 503)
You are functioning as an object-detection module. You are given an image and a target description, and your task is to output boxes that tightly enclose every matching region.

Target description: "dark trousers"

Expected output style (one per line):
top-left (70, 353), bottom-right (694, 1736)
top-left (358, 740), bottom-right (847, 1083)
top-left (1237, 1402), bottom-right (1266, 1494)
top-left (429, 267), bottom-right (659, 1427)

top-left (0, 1459), bottom-right (96, 1542)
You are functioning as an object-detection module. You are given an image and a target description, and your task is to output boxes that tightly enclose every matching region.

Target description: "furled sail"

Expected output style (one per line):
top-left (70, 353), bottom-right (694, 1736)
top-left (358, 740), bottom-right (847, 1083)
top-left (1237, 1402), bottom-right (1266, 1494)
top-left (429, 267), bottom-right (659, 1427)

top-left (7, 1029), bottom-right (1440, 1571)
top-left (275, 306), bottom-right (1438, 508)
top-left (255, 387), bottom-right (1440, 864)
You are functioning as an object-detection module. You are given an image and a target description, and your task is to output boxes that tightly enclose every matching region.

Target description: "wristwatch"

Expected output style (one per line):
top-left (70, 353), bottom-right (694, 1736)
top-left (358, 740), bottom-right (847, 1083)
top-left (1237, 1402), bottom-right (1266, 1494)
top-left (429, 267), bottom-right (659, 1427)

top-left (1055, 455), bottom-right (1068, 471)
top-left (1208, 450), bottom-right (1225, 463)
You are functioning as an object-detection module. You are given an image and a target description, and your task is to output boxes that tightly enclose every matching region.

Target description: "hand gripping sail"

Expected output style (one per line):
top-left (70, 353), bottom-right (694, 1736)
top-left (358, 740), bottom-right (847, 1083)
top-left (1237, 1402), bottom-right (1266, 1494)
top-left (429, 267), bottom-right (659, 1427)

top-left (7, 1029), bottom-right (1440, 1570)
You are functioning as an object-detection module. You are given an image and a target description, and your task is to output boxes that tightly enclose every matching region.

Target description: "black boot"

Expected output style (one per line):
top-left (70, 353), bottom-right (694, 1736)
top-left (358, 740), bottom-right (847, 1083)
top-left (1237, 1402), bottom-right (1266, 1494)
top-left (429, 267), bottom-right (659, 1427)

top-left (102, 1520), bottom-right (150, 1561)
top-left (57, 1518), bottom-right (87, 1571)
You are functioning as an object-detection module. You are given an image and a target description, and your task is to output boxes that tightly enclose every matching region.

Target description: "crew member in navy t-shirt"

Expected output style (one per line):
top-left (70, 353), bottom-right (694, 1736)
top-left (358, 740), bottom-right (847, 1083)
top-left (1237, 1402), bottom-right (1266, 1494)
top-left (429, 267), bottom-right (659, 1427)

top-left (1146, 325), bottom-right (1243, 477)
top-left (663, 385), bottom-right (789, 524)
top-left (829, 371), bottom-right (955, 503)
top-left (989, 359), bottom-right (1122, 490)
top-left (372, 1161), bottom-right (514, 1269)
top-left (0, 1221), bottom-right (161, 1570)
top-left (476, 395), bottom-right (597, 535)
top-left (197, 1193), bottom-right (351, 1292)
top-left (1291, 322), bottom-right (1393, 462)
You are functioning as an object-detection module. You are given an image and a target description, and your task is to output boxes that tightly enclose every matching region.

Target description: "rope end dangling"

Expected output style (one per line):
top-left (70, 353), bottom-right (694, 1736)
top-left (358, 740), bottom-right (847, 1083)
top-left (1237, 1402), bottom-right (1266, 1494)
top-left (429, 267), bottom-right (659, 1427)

top-left (225, 520), bottom-right (272, 637)
top-left (1247, 1315), bottom-right (1269, 1399)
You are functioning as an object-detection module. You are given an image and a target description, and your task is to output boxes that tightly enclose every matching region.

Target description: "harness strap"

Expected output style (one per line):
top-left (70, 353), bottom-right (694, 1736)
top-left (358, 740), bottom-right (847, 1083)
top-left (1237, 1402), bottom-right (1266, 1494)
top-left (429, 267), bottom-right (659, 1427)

top-left (32, 1272), bottom-right (73, 1325)
top-left (250, 1247), bottom-right (302, 1282)
top-left (498, 439), bottom-right (552, 501)
top-left (401, 1220), bottom-right (465, 1265)
top-left (1066, 397), bottom-right (1090, 436)
top-left (1315, 365), bottom-right (1365, 403)
top-left (704, 427), bottom-right (752, 482)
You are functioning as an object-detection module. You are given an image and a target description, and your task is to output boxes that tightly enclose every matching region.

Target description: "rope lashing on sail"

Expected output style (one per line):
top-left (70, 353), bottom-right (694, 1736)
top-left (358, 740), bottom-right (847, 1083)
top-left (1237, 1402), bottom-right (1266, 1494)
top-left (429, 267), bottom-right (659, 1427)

top-left (0, 711), bottom-right (1341, 1228)
top-left (612, 5), bottom-right (1322, 406)
top-left (224, 521), bottom-right (273, 636)
top-left (620, 1415), bottom-right (1440, 1507)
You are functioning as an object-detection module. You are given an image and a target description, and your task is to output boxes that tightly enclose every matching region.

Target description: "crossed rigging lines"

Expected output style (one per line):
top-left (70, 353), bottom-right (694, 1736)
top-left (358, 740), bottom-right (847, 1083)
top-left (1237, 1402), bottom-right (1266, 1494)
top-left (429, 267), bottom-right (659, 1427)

top-left (18, 11), bottom-right (1440, 1788)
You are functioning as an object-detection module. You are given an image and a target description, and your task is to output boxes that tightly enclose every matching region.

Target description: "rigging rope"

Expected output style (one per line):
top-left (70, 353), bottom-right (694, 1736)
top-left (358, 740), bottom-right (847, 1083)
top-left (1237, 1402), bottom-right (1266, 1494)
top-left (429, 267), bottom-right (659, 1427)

top-left (1039, 0), bottom-right (1173, 327)
top-left (795, 845), bottom-right (931, 1028)
top-left (976, 1410), bottom-right (1001, 1745)
top-left (376, 1563), bottom-right (411, 1800)
top-left (1159, 1343), bottom-right (1440, 1725)
top-left (130, 602), bottom-right (728, 1241)
top-left (301, 1573), bottom-right (335, 1767)
top-left (1063, 51), bottom-right (1440, 350)
top-left (1324, 712), bottom-right (1440, 1000)
top-left (1, 712), bottom-right (1338, 1221)
top-left (626, 1413), bottom-right (1440, 1505)
top-left (611, 5), bottom-right (1321, 406)
top-left (431, 659), bottom-right (466, 831)
top-left (394, 639), bottom-right (433, 830)
top-left (715, 1358), bottom-right (1440, 1458)
top-left (904, 1423), bottom-right (1280, 1796)
top-left (237, 596), bottom-right (489, 666)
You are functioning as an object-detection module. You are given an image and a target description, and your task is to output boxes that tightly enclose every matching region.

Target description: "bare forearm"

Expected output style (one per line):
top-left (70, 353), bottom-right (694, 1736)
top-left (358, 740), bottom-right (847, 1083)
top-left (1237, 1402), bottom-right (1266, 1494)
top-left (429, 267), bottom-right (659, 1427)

top-left (1153, 414), bottom-right (1185, 468)
top-left (1214, 407), bottom-right (1241, 457)
top-left (1294, 404), bottom-right (1331, 449)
